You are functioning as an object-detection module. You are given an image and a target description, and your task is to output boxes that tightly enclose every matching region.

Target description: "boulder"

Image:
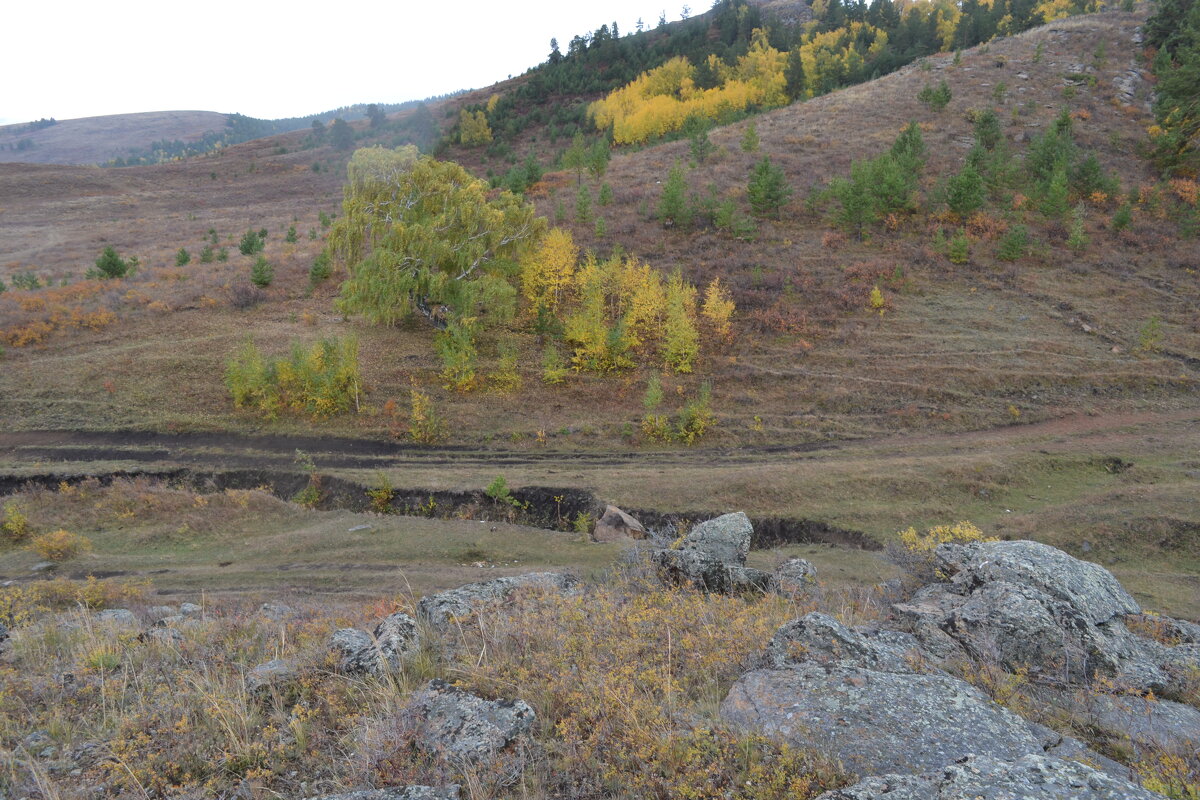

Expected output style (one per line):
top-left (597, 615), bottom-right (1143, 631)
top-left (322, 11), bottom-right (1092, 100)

top-left (145, 605), bottom-right (177, 622)
top-left (139, 627), bottom-right (183, 645)
top-left (417, 573), bottom-right (576, 631)
top-left (592, 505), bottom-right (647, 543)
top-left (770, 558), bottom-right (817, 596)
top-left (681, 512), bottom-right (753, 565)
top-left (721, 664), bottom-right (1045, 776)
top-left (816, 753), bottom-right (1165, 800)
top-left (179, 602), bottom-right (203, 617)
top-left (258, 603), bottom-right (296, 622)
top-left (765, 613), bottom-right (920, 673)
top-left (246, 659), bottom-right (298, 698)
top-left (401, 680), bottom-right (534, 763)
top-left (331, 612), bottom-right (420, 676)
top-left (937, 541), bottom-right (1139, 625)
top-left (95, 609), bottom-right (137, 627)
top-left (651, 512), bottom-right (768, 593)
top-left (305, 787), bottom-right (460, 800)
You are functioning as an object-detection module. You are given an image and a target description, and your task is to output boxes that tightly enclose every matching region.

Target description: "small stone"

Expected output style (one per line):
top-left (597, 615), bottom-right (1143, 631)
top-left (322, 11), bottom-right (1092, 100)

top-left (247, 659), bottom-right (298, 697)
top-left (591, 505), bottom-right (647, 543)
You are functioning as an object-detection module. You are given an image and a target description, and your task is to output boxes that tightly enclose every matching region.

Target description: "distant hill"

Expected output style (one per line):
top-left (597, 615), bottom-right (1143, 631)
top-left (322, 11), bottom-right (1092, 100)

top-left (0, 111), bottom-right (233, 166)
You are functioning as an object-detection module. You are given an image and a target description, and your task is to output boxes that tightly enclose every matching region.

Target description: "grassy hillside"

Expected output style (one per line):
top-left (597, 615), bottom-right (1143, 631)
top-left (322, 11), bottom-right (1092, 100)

top-left (0, 111), bottom-right (233, 166)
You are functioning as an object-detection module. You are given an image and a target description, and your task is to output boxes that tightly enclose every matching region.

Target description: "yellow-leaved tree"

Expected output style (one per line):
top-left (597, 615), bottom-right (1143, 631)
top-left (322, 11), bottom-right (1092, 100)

top-left (701, 277), bottom-right (735, 340)
top-left (459, 109), bottom-right (492, 146)
top-left (663, 272), bottom-right (700, 373)
top-left (520, 227), bottom-right (577, 315)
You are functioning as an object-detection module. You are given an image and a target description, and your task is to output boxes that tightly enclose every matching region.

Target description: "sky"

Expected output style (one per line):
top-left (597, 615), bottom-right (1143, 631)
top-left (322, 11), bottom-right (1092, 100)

top-left (1, 1), bottom-right (685, 125)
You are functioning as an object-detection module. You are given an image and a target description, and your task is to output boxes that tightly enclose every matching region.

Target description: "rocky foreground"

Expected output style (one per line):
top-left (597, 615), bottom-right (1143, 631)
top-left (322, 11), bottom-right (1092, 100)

top-left (3, 512), bottom-right (1197, 799)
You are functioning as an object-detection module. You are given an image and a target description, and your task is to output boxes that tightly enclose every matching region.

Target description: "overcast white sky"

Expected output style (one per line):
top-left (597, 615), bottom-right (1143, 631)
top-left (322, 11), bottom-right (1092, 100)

top-left (1, 1), bottom-right (682, 125)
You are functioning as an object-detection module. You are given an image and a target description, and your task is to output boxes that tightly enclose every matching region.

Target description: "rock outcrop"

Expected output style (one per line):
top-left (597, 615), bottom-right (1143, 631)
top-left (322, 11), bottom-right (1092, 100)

top-left (416, 573), bottom-right (576, 631)
top-left (722, 663), bottom-right (1047, 775)
top-left (816, 753), bottom-right (1163, 800)
top-left (770, 557), bottom-right (817, 596)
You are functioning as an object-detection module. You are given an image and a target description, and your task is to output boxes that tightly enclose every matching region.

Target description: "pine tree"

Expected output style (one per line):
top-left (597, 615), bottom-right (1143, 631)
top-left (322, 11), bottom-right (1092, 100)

top-left (658, 162), bottom-right (692, 227)
top-left (741, 121), bottom-right (760, 153)
top-left (747, 156), bottom-right (792, 218)
top-left (251, 256), bottom-right (274, 287)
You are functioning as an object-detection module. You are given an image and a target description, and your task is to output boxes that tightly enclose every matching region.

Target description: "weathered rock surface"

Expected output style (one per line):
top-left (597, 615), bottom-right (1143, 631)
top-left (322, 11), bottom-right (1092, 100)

top-left (331, 612), bottom-right (420, 676)
top-left (305, 786), bottom-right (461, 800)
top-left (179, 602), bottom-right (203, 617)
top-left (416, 573), bottom-right (576, 631)
top-left (937, 541), bottom-right (1139, 625)
top-left (591, 505), bottom-right (647, 543)
top-left (651, 512), bottom-right (769, 593)
top-left (721, 664), bottom-right (1044, 775)
top-left (893, 541), bottom-right (1177, 691)
top-left (401, 680), bottom-right (534, 763)
top-left (817, 753), bottom-right (1165, 800)
top-left (1070, 692), bottom-right (1200, 754)
top-left (765, 613), bottom-right (920, 673)
top-left (258, 602), bottom-right (296, 621)
top-left (770, 558), bottom-right (817, 596)
top-left (95, 609), bottom-right (137, 627)
top-left (139, 627), bottom-right (183, 645)
top-left (145, 605), bottom-right (177, 622)
top-left (247, 659), bottom-right (297, 697)
top-left (682, 511), bottom-right (753, 565)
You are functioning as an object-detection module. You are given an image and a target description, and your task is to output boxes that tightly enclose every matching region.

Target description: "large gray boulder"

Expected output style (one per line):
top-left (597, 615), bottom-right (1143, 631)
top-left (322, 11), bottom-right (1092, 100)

top-left (770, 558), bottom-right (817, 597)
top-left (651, 512), bottom-right (769, 593)
top-left (816, 753), bottom-right (1165, 800)
top-left (305, 787), bottom-right (460, 800)
top-left (894, 541), bottom-right (1176, 692)
top-left (1067, 692), bottom-right (1200, 755)
top-left (765, 613), bottom-right (921, 673)
top-left (401, 680), bottom-right (534, 763)
top-left (417, 573), bottom-right (576, 631)
top-left (331, 612), bottom-right (420, 676)
top-left (937, 541), bottom-right (1140, 625)
top-left (247, 659), bottom-right (298, 698)
top-left (721, 664), bottom-right (1045, 775)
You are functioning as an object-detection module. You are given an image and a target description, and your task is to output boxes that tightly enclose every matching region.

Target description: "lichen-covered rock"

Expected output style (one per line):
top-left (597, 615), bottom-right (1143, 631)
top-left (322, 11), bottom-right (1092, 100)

top-left (770, 558), bottom-right (817, 596)
top-left (651, 512), bottom-right (768, 593)
top-left (145, 605), bottom-right (177, 622)
top-left (592, 505), bottom-right (647, 543)
top-left (937, 540), bottom-right (1139, 625)
top-left (138, 627), bottom-right (183, 645)
top-left (765, 613), bottom-right (920, 673)
top-left (1072, 693), bottom-right (1200, 755)
top-left (331, 612), bottom-right (420, 676)
top-left (179, 602), bottom-right (203, 617)
top-left (304, 786), bottom-right (461, 800)
top-left (721, 664), bottom-right (1044, 775)
top-left (95, 609), bottom-right (137, 627)
top-left (258, 602), bottom-right (296, 622)
top-left (817, 753), bottom-right (1165, 799)
top-left (401, 680), bottom-right (534, 763)
top-left (247, 659), bottom-right (297, 697)
top-left (416, 573), bottom-right (576, 631)
top-left (681, 512), bottom-right (753, 566)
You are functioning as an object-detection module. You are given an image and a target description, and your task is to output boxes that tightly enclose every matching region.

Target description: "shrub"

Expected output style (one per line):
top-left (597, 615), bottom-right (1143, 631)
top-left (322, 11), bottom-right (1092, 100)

top-left (225, 335), bottom-right (362, 419)
top-left (310, 251), bottom-right (332, 285)
top-left (741, 121), bottom-right (760, 153)
top-left (238, 230), bottom-right (264, 256)
top-left (996, 225), bottom-right (1029, 261)
top-left (2, 501), bottom-right (31, 542)
top-left (216, 247), bottom-right (229, 262)
top-left (748, 156), bottom-right (793, 218)
top-left (435, 321), bottom-right (478, 392)
top-left (92, 246), bottom-right (129, 279)
top-left (199, 244), bottom-right (214, 263)
top-left (541, 343), bottom-right (570, 384)
top-left (974, 109), bottom-right (1002, 150)
top-left (407, 386), bottom-right (446, 443)
top-left (250, 256), bottom-right (274, 288)
top-left (30, 529), bottom-right (93, 561)
top-left (1067, 203), bottom-right (1089, 252)
top-left (658, 162), bottom-right (692, 228)
top-left (285, 225), bottom-right (298, 244)
top-left (702, 277), bottom-right (736, 339)
top-left (175, 247), bottom-right (191, 266)
top-left (887, 520), bottom-right (995, 583)
top-left (945, 163), bottom-right (985, 218)
top-left (675, 383), bottom-right (715, 444)
top-left (918, 80), bottom-right (952, 111)
top-left (1112, 203), bottom-right (1133, 231)
top-left (367, 472), bottom-right (395, 513)
top-left (947, 230), bottom-right (971, 264)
